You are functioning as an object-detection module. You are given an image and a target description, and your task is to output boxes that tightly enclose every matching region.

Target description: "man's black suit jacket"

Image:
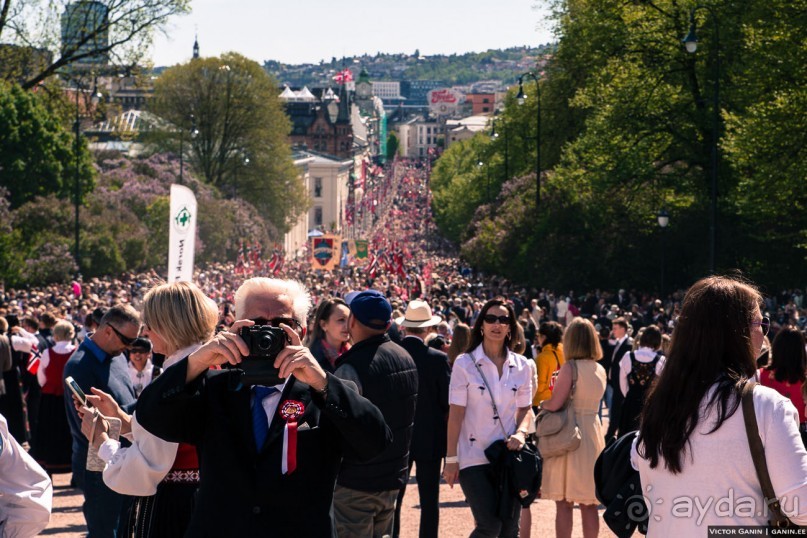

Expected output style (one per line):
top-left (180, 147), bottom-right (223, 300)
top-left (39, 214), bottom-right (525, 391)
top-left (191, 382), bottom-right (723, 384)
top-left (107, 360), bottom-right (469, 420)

top-left (136, 358), bottom-right (392, 538)
top-left (608, 338), bottom-right (634, 389)
top-left (400, 336), bottom-right (450, 461)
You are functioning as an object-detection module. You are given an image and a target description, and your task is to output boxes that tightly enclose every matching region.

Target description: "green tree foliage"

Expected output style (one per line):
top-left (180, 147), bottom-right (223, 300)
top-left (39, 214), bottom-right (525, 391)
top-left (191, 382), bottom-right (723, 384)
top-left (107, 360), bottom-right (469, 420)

top-left (433, 0), bottom-right (806, 291)
top-left (0, 154), bottom-right (275, 285)
top-left (149, 53), bottom-right (308, 233)
top-left (0, 0), bottom-right (190, 88)
top-left (0, 82), bottom-right (94, 209)
top-left (386, 132), bottom-right (400, 160)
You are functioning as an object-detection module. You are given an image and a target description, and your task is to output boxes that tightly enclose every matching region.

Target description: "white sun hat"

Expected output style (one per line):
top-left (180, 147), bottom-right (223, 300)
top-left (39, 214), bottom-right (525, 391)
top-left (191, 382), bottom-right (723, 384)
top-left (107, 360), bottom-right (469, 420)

top-left (395, 300), bottom-right (442, 328)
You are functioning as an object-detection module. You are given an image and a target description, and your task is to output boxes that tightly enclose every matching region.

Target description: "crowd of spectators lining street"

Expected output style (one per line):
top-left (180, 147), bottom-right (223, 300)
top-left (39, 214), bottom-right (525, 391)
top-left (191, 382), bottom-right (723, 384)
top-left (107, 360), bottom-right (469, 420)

top-left (1, 156), bottom-right (805, 354)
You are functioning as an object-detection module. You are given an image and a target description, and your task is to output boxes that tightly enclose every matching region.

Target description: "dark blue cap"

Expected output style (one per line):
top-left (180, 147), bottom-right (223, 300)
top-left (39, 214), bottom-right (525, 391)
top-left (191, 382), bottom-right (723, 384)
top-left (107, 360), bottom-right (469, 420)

top-left (349, 290), bottom-right (392, 330)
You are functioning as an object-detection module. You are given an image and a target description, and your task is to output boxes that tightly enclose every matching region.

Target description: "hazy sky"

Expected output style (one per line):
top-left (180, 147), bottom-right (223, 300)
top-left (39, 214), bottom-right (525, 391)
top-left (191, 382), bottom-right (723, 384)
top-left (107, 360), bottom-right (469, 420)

top-left (150, 0), bottom-right (555, 67)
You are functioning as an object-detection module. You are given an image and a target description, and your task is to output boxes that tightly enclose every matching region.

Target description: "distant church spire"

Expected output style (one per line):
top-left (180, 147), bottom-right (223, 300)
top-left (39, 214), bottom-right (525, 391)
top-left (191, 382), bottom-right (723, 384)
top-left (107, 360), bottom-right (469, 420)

top-left (193, 34), bottom-right (200, 59)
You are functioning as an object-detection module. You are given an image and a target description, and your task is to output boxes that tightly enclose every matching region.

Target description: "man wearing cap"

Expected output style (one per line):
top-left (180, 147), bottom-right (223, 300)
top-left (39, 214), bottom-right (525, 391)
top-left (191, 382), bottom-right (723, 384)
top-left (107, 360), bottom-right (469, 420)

top-left (393, 300), bottom-right (450, 538)
top-left (333, 290), bottom-right (419, 538)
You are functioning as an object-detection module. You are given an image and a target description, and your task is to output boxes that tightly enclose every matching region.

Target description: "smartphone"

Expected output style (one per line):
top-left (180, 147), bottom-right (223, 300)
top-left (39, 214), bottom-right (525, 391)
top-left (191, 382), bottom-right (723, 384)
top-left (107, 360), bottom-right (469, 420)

top-left (65, 376), bottom-right (88, 406)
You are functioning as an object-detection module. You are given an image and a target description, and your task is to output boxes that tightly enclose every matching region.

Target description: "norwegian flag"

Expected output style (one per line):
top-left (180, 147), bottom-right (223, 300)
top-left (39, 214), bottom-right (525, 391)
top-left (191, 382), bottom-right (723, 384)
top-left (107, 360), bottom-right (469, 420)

top-left (366, 253), bottom-right (380, 279)
top-left (27, 345), bottom-right (41, 375)
top-left (273, 252), bottom-right (285, 275)
top-left (267, 250), bottom-right (280, 272)
top-left (333, 68), bottom-right (353, 84)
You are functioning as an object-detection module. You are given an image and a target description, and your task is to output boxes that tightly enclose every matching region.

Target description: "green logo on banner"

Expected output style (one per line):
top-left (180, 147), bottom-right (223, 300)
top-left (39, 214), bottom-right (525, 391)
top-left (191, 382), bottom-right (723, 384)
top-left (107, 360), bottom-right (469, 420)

top-left (174, 206), bottom-right (192, 231)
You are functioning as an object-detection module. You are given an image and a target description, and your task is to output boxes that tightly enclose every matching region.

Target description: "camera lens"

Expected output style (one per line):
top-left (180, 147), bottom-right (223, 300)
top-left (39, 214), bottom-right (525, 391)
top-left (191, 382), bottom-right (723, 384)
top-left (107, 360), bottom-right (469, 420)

top-left (258, 333), bottom-right (275, 351)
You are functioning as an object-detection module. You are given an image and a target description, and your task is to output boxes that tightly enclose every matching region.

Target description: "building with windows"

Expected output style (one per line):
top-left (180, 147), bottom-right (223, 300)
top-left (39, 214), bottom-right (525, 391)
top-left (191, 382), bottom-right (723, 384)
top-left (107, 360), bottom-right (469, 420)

top-left (282, 84), bottom-right (355, 159)
top-left (61, 1), bottom-right (110, 67)
top-left (283, 151), bottom-right (353, 259)
top-left (371, 81), bottom-right (402, 100)
top-left (465, 93), bottom-right (496, 115)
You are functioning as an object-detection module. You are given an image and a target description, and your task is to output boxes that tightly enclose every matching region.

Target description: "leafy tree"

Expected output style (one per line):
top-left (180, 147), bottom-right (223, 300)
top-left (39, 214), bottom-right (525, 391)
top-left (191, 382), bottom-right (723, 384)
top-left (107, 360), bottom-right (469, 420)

top-left (434, 0), bottom-right (806, 291)
top-left (386, 132), bottom-right (399, 160)
top-left (149, 53), bottom-right (308, 233)
top-left (0, 0), bottom-right (190, 88)
top-left (0, 82), bottom-right (94, 209)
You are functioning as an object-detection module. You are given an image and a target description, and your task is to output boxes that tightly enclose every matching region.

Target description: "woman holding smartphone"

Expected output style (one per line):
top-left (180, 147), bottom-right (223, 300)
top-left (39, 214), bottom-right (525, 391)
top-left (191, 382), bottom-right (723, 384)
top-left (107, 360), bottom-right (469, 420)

top-left (79, 281), bottom-right (218, 537)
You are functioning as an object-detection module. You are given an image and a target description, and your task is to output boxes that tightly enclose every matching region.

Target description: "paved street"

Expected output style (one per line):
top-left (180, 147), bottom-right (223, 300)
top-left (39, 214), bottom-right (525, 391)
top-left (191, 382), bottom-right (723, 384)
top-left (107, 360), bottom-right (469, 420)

top-left (46, 469), bottom-right (615, 537)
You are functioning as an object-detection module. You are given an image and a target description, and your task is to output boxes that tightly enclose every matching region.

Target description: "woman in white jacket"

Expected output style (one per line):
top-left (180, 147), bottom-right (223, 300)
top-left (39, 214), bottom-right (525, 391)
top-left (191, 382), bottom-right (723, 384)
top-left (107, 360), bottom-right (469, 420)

top-left (632, 276), bottom-right (807, 535)
top-left (80, 281), bottom-right (218, 537)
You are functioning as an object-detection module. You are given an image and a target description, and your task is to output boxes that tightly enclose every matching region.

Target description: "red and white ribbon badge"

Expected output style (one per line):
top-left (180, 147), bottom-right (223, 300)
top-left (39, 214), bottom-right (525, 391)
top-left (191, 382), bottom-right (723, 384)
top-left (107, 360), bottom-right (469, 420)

top-left (279, 400), bottom-right (305, 474)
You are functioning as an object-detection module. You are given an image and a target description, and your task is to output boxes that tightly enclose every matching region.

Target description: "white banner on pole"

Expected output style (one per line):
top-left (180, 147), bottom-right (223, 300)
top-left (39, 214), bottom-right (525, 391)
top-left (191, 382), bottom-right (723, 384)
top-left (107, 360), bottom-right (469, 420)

top-left (167, 184), bottom-right (197, 282)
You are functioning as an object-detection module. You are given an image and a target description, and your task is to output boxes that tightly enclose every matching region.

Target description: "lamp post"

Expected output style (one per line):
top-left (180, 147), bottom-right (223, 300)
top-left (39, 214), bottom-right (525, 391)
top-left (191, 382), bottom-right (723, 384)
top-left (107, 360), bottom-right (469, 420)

top-left (516, 71), bottom-right (541, 206)
top-left (179, 114), bottom-right (198, 185)
top-left (73, 80), bottom-right (102, 273)
top-left (682, 6), bottom-right (720, 274)
top-left (657, 209), bottom-right (670, 299)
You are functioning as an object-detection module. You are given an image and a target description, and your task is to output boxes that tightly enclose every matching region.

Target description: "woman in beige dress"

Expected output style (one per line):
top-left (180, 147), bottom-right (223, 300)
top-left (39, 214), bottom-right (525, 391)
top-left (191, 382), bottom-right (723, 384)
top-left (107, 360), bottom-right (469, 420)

top-left (539, 317), bottom-right (606, 538)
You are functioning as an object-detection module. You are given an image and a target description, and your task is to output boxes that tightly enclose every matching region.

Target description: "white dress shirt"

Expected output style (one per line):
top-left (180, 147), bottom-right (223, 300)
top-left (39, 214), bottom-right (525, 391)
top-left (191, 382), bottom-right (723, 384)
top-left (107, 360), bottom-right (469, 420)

top-left (618, 347), bottom-right (666, 397)
top-left (0, 414), bottom-right (52, 537)
top-left (9, 328), bottom-right (38, 354)
top-left (128, 359), bottom-right (155, 398)
top-left (449, 344), bottom-right (534, 469)
top-left (98, 343), bottom-right (202, 496)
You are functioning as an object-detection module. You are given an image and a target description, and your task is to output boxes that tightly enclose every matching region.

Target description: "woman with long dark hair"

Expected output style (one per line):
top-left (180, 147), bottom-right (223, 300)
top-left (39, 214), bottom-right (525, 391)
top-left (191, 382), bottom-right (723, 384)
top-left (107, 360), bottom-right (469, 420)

top-left (760, 326), bottom-right (807, 446)
top-left (443, 298), bottom-right (535, 537)
top-left (634, 276), bottom-right (807, 533)
top-left (305, 297), bottom-right (350, 373)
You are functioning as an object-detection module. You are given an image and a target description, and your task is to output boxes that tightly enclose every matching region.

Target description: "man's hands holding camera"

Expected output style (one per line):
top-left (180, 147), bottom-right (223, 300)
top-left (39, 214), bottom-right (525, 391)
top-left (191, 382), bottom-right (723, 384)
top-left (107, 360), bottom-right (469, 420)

top-left (187, 319), bottom-right (328, 392)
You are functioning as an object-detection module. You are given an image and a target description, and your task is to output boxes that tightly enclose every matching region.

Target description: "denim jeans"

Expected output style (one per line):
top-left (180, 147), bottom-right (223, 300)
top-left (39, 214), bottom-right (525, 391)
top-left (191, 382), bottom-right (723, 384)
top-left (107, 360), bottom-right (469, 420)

top-left (77, 468), bottom-right (132, 537)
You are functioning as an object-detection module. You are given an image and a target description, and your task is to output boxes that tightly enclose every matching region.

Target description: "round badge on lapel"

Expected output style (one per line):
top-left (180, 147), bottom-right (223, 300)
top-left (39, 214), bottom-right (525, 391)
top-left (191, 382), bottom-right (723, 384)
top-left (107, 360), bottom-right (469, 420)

top-left (280, 400), bottom-right (305, 421)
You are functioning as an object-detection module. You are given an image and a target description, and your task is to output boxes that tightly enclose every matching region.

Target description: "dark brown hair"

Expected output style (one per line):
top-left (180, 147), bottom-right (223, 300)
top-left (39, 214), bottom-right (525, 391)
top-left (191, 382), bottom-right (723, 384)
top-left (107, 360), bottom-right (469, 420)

top-left (767, 326), bottom-right (807, 384)
top-left (639, 276), bottom-right (762, 473)
top-left (538, 321), bottom-right (564, 347)
top-left (639, 325), bottom-right (663, 350)
top-left (466, 298), bottom-right (517, 354)
top-left (307, 297), bottom-right (348, 346)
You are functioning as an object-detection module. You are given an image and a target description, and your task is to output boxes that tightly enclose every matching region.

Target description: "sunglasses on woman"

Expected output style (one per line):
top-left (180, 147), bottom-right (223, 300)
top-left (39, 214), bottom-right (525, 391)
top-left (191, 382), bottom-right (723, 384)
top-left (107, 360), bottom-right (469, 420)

top-left (750, 316), bottom-right (770, 336)
top-left (482, 314), bottom-right (511, 325)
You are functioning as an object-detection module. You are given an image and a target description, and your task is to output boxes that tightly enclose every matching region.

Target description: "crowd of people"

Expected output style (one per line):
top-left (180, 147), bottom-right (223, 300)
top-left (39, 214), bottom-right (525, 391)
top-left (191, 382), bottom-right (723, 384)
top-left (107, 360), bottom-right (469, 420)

top-left (0, 157), bottom-right (806, 537)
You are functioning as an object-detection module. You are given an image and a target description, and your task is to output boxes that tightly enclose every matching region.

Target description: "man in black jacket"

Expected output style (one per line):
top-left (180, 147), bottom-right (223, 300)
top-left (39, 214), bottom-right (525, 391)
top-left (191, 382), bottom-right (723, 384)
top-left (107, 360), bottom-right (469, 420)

top-left (334, 290), bottom-right (418, 538)
top-left (137, 278), bottom-right (391, 537)
top-left (604, 317), bottom-right (634, 443)
top-left (392, 300), bottom-right (450, 538)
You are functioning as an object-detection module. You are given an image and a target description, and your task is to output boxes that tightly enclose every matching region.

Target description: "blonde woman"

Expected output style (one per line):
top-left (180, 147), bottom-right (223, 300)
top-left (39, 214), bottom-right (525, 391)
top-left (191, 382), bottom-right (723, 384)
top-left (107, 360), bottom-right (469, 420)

top-left (33, 320), bottom-right (76, 474)
top-left (79, 281), bottom-right (218, 537)
top-left (540, 317), bottom-right (606, 538)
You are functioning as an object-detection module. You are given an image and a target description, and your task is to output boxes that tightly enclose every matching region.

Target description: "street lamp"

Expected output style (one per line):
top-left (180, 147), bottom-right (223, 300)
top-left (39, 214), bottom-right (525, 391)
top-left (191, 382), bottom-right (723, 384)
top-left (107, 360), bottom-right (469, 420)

top-left (74, 80), bottom-right (102, 273)
top-left (179, 114), bottom-right (199, 185)
top-left (657, 209), bottom-right (670, 299)
top-left (517, 72), bottom-right (541, 206)
top-left (682, 5), bottom-right (720, 274)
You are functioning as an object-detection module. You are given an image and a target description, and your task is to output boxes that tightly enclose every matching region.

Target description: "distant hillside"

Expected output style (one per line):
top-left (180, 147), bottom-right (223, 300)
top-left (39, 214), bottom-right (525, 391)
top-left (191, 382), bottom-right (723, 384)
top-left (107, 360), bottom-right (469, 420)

top-left (263, 46), bottom-right (554, 88)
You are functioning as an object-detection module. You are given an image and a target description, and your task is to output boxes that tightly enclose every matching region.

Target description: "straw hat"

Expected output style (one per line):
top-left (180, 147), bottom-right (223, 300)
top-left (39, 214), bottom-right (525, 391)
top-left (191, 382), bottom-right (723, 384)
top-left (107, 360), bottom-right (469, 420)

top-left (395, 300), bottom-right (442, 328)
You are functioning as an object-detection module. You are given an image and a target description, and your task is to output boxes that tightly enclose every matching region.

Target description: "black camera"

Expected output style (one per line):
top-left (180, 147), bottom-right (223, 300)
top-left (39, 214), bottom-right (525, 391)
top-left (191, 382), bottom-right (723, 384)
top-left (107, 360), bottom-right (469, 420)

top-left (240, 325), bottom-right (288, 359)
top-left (226, 325), bottom-right (290, 388)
